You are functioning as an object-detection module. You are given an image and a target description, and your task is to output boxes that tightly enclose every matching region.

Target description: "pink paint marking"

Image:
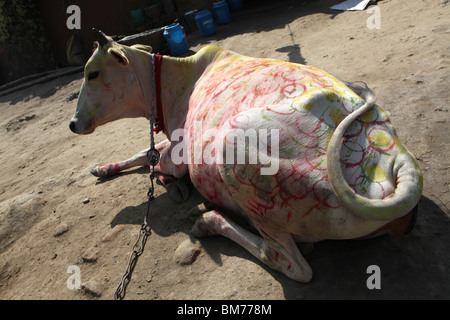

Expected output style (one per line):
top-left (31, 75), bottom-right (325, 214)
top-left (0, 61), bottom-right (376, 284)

top-left (287, 211), bottom-right (292, 222)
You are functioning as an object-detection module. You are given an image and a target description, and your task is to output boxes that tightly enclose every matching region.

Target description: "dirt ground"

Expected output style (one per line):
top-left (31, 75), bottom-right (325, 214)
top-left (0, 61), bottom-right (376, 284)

top-left (0, 0), bottom-right (449, 300)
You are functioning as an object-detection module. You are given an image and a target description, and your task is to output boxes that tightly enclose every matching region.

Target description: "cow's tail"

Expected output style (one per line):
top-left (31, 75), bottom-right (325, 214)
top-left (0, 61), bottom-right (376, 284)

top-left (327, 82), bottom-right (423, 220)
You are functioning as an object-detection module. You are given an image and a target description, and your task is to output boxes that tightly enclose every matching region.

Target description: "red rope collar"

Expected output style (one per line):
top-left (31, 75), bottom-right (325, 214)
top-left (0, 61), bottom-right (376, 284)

top-left (154, 54), bottom-right (164, 134)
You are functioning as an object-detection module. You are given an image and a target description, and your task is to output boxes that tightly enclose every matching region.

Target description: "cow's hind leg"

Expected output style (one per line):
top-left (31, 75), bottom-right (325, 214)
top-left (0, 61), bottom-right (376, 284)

top-left (191, 211), bottom-right (313, 283)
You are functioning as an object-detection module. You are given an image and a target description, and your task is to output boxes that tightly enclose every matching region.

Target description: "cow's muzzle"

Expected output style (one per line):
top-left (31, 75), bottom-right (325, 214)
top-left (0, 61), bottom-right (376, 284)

top-left (69, 120), bottom-right (77, 133)
top-left (69, 118), bottom-right (95, 134)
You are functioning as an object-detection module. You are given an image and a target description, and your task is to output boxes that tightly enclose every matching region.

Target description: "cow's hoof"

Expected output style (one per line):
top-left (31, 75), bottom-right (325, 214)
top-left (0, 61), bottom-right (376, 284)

top-left (166, 180), bottom-right (190, 203)
top-left (191, 214), bottom-right (212, 238)
top-left (90, 167), bottom-right (106, 178)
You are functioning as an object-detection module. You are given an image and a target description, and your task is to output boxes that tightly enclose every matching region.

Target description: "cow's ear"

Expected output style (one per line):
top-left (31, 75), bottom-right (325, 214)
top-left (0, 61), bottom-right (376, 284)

top-left (108, 47), bottom-right (129, 66)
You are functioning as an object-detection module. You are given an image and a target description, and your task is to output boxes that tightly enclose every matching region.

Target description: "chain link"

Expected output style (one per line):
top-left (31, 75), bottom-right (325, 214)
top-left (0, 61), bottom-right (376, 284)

top-left (114, 156), bottom-right (159, 300)
top-left (113, 221), bottom-right (151, 300)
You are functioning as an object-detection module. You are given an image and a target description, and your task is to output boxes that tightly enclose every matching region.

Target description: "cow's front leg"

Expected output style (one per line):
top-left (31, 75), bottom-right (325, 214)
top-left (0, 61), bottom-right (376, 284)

top-left (155, 173), bottom-right (191, 203)
top-left (90, 139), bottom-right (172, 178)
top-left (191, 211), bottom-right (313, 283)
top-left (154, 139), bottom-right (189, 202)
top-left (90, 139), bottom-right (190, 202)
top-left (90, 148), bottom-right (149, 177)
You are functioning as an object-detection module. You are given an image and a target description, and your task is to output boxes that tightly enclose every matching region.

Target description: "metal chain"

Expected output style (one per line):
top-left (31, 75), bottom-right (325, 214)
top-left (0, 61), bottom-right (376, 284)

top-left (114, 54), bottom-right (160, 300)
top-left (114, 151), bottom-right (159, 300)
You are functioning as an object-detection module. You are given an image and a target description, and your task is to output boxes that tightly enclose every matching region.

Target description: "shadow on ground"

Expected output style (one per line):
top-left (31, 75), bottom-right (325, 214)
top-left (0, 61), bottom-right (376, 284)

top-left (111, 181), bottom-right (450, 300)
top-left (273, 196), bottom-right (449, 299)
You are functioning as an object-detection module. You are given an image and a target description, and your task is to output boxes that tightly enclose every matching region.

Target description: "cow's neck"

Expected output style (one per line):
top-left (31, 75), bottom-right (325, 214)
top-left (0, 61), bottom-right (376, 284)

top-left (157, 54), bottom-right (212, 139)
top-left (132, 48), bottom-right (216, 138)
top-left (128, 50), bottom-right (158, 122)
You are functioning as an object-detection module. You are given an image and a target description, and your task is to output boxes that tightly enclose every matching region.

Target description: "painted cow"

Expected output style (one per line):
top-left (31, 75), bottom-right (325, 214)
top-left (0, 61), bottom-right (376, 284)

top-left (69, 30), bottom-right (422, 282)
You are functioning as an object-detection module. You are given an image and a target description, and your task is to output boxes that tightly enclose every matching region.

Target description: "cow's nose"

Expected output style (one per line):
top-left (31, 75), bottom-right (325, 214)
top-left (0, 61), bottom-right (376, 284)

top-left (69, 120), bottom-right (77, 133)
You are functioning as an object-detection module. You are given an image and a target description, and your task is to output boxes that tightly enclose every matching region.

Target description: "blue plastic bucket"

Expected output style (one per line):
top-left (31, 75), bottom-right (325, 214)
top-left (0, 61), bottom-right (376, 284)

top-left (227, 0), bottom-right (243, 11)
top-left (213, 1), bottom-right (231, 25)
top-left (163, 23), bottom-right (189, 56)
top-left (194, 9), bottom-right (216, 37)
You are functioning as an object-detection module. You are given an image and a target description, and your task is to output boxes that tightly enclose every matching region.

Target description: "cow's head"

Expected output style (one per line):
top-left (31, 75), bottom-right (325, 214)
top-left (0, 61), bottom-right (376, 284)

top-left (69, 29), bottom-right (153, 134)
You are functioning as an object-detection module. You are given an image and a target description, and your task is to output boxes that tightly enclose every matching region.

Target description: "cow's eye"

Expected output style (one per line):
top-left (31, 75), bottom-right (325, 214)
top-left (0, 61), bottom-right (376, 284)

top-left (88, 71), bottom-right (99, 81)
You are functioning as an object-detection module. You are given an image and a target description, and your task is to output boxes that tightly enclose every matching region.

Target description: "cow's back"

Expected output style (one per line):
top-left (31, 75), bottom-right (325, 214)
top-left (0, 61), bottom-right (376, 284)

top-left (187, 50), bottom-right (355, 128)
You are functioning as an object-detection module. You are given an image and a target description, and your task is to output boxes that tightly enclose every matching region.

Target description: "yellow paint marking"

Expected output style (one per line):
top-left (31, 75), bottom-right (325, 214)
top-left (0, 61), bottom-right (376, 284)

top-left (366, 164), bottom-right (386, 181)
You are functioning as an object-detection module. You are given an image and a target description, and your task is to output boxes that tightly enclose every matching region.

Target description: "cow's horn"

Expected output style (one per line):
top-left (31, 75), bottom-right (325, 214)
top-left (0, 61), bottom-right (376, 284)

top-left (92, 28), bottom-right (109, 47)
